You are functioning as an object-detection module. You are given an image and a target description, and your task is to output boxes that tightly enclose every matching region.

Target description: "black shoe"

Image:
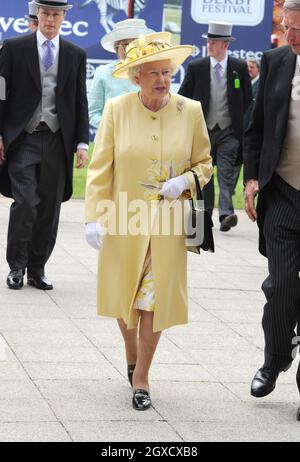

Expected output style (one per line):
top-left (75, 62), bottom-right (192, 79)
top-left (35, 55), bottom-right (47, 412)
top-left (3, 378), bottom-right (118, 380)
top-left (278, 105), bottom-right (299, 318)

top-left (132, 389), bottom-right (151, 411)
top-left (220, 214), bottom-right (238, 232)
top-left (27, 275), bottom-right (53, 290)
top-left (127, 364), bottom-right (136, 387)
top-left (6, 269), bottom-right (24, 290)
top-left (297, 407), bottom-right (300, 422)
top-left (251, 367), bottom-right (279, 398)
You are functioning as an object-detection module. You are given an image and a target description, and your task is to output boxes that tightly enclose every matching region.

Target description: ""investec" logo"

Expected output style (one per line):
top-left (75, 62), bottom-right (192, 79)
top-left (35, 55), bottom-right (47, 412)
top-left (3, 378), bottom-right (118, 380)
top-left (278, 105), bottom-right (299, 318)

top-left (0, 16), bottom-right (89, 37)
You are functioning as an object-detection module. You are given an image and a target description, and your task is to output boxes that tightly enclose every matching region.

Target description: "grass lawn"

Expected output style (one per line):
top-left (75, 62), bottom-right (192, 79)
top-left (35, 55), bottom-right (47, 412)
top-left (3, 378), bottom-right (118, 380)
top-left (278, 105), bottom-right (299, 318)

top-left (72, 143), bottom-right (94, 199)
top-left (163, 6), bottom-right (181, 46)
top-left (72, 143), bottom-right (245, 209)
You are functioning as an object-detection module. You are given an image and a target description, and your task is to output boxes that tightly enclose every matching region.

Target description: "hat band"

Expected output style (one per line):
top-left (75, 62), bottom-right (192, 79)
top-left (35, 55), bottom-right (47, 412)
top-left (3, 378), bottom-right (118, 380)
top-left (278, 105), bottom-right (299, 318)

top-left (207, 33), bottom-right (232, 39)
top-left (37, 1), bottom-right (69, 6)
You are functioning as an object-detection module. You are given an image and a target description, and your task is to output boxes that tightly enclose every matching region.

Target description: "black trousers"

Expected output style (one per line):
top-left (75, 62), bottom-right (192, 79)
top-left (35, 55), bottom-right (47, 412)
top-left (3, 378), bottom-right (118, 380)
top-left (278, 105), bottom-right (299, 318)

top-left (260, 175), bottom-right (300, 384)
top-left (6, 129), bottom-right (66, 276)
top-left (203, 126), bottom-right (240, 219)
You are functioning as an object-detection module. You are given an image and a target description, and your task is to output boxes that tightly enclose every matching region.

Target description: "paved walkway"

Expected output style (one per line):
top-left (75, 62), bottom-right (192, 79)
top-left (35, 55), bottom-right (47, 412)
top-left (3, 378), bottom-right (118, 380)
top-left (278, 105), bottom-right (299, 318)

top-left (0, 197), bottom-right (299, 442)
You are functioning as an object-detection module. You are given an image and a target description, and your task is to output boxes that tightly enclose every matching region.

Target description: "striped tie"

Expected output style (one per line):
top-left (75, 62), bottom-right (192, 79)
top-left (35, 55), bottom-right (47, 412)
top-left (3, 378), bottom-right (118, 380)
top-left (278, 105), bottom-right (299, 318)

top-left (215, 62), bottom-right (222, 82)
top-left (42, 40), bottom-right (54, 71)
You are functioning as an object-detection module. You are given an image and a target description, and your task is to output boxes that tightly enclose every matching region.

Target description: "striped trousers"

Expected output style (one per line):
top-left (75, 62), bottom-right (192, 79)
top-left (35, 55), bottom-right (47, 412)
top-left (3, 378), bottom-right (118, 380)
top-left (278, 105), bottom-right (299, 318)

top-left (259, 175), bottom-right (300, 387)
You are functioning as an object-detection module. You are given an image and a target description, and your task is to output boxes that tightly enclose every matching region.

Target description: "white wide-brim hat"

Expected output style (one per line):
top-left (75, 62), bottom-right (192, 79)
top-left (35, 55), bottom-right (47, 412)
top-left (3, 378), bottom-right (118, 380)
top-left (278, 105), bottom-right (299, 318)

top-left (101, 19), bottom-right (154, 53)
top-left (112, 32), bottom-right (193, 79)
top-left (202, 21), bottom-right (236, 42)
top-left (32, 0), bottom-right (73, 10)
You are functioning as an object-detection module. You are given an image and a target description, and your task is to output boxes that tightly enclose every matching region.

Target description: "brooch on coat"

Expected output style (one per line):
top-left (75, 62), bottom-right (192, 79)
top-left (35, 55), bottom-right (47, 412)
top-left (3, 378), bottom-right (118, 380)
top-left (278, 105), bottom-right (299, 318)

top-left (177, 99), bottom-right (184, 113)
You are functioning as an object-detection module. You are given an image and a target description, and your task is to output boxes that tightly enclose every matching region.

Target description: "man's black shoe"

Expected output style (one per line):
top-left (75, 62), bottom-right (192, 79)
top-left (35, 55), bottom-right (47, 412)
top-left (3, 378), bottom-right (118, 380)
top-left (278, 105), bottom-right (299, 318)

top-left (27, 275), bottom-right (53, 290)
top-left (297, 407), bottom-right (300, 422)
top-left (251, 367), bottom-right (279, 398)
top-left (6, 269), bottom-right (24, 290)
top-left (220, 214), bottom-right (238, 232)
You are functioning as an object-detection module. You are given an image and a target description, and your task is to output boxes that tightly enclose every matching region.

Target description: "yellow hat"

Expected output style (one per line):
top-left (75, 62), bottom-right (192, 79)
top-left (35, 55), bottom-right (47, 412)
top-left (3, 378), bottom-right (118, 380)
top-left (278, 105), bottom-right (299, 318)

top-left (112, 32), bottom-right (193, 79)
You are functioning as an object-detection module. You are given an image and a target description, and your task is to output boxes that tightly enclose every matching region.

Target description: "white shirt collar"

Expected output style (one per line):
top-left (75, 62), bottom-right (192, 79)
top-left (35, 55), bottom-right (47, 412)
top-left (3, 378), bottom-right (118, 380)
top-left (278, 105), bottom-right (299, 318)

top-left (297, 55), bottom-right (300, 67)
top-left (251, 74), bottom-right (260, 85)
top-left (36, 29), bottom-right (60, 49)
top-left (210, 55), bottom-right (228, 70)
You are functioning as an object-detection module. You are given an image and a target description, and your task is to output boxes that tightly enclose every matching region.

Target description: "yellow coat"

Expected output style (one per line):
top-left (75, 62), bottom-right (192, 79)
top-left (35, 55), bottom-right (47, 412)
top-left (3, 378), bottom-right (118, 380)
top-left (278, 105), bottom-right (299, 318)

top-left (85, 92), bottom-right (212, 332)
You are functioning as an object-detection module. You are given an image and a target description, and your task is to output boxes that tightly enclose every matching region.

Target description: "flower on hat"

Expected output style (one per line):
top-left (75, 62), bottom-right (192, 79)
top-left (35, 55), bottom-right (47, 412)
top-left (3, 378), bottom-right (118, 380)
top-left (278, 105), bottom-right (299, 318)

top-left (115, 34), bottom-right (171, 70)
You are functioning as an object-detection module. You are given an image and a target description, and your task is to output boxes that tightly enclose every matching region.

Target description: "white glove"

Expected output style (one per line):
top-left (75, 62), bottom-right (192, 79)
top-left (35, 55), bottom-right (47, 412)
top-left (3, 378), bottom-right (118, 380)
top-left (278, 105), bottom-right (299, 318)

top-left (159, 174), bottom-right (190, 199)
top-left (85, 222), bottom-right (104, 250)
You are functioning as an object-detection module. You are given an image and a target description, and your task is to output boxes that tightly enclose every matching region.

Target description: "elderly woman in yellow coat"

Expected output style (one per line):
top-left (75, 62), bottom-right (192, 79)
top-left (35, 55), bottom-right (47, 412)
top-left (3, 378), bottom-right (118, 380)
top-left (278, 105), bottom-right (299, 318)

top-left (85, 32), bottom-right (213, 410)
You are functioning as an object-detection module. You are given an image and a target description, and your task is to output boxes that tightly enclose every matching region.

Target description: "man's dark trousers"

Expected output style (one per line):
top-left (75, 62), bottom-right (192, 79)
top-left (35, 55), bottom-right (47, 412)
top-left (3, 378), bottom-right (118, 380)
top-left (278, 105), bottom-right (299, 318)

top-left (6, 127), bottom-right (66, 277)
top-left (203, 126), bottom-right (240, 219)
top-left (259, 175), bottom-right (300, 373)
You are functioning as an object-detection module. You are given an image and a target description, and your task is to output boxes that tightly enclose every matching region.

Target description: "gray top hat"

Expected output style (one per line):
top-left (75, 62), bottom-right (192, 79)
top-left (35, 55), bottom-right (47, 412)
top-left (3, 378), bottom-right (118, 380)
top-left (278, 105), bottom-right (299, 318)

top-left (25, 2), bottom-right (38, 22)
top-left (32, 0), bottom-right (73, 10)
top-left (284, 0), bottom-right (300, 9)
top-left (202, 21), bottom-right (236, 42)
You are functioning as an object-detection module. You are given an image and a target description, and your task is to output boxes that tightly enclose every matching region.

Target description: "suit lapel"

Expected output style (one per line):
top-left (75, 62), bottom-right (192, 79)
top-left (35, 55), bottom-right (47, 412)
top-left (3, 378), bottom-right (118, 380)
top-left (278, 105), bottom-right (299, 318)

top-left (252, 79), bottom-right (259, 97)
top-left (203, 57), bottom-right (211, 101)
top-left (273, 48), bottom-right (297, 143)
top-left (197, 58), bottom-right (211, 114)
top-left (56, 38), bottom-right (72, 95)
top-left (275, 48), bottom-right (296, 112)
top-left (226, 57), bottom-right (235, 101)
top-left (23, 32), bottom-right (41, 93)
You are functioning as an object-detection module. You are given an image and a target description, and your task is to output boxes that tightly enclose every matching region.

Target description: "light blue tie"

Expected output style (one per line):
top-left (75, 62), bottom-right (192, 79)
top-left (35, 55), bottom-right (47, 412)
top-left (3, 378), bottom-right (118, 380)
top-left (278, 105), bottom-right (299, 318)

top-left (215, 62), bottom-right (222, 82)
top-left (42, 40), bottom-right (54, 71)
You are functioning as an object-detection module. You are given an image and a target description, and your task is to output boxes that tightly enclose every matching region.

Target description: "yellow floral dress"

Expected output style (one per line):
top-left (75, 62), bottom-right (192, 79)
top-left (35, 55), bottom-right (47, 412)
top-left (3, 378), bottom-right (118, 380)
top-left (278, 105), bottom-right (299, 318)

top-left (133, 247), bottom-right (155, 313)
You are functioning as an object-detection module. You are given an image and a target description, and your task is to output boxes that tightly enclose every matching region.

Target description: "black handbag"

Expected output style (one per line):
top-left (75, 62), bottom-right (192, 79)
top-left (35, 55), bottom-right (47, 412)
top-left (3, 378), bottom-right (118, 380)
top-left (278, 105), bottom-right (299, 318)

top-left (186, 171), bottom-right (215, 254)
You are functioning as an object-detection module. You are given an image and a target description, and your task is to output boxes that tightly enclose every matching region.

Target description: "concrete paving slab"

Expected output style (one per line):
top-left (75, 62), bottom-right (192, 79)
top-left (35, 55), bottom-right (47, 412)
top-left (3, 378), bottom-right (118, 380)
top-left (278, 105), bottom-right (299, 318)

top-left (67, 421), bottom-right (183, 443)
top-left (171, 421), bottom-right (289, 442)
top-left (35, 379), bottom-right (161, 421)
top-left (0, 422), bottom-right (71, 442)
top-left (23, 361), bottom-right (121, 381)
top-left (10, 345), bottom-right (103, 363)
top-left (0, 380), bottom-right (55, 422)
